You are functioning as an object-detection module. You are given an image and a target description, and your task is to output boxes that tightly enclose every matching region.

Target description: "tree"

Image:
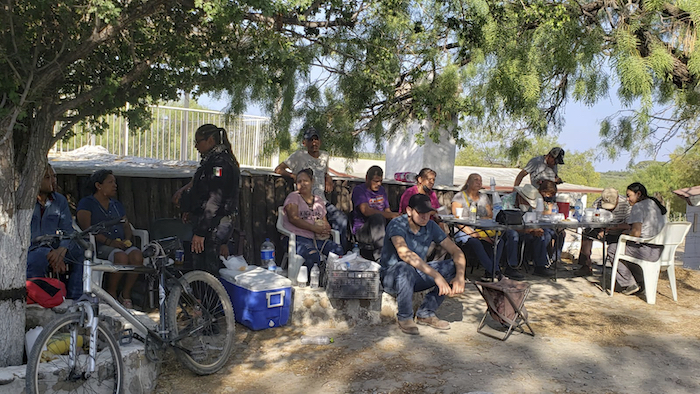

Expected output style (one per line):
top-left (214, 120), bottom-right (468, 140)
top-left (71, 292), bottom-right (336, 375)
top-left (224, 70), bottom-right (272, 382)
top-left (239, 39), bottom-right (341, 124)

top-left (241, 1), bottom-right (698, 160)
top-left (0, 0), bottom-right (362, 367)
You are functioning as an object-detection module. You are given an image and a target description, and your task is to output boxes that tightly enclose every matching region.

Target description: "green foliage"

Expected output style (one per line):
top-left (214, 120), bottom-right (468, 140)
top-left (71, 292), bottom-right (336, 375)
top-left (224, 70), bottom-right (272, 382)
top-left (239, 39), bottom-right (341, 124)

top-left (558, 151), bottom-right (600, 187)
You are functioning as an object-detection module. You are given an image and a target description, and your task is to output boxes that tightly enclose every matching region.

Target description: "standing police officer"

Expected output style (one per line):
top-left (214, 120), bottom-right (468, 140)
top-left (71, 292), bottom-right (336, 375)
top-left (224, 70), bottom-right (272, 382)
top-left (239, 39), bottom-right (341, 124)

top-left (180, 124), bottom-right (240, 275)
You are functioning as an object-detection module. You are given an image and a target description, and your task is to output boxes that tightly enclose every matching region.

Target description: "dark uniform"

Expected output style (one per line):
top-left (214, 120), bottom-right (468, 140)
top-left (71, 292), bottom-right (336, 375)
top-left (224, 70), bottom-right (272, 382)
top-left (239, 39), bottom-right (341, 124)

top-left (184, 144), bottom-right (240, 275)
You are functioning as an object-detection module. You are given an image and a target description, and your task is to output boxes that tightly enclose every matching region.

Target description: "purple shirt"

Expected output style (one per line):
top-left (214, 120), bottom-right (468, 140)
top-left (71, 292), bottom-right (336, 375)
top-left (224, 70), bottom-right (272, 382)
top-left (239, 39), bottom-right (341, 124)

top-left (398, 185), bottom-right (440, 214)
top-left (351, 183), bottom-right (390, 233)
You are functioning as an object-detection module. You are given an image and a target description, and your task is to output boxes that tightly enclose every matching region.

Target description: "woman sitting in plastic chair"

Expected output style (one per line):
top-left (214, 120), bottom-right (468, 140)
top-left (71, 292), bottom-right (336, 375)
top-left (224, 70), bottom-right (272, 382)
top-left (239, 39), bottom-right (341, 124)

top-left (282, 168), bottom-right (344, 282)
top-left (609, 182), bottom-right (667, 296)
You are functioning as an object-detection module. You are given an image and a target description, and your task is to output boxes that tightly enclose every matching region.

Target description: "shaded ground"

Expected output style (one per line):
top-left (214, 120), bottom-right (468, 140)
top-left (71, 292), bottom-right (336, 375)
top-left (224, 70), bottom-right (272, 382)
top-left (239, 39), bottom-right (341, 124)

top-left (154, 257), bottom-right (700, 394)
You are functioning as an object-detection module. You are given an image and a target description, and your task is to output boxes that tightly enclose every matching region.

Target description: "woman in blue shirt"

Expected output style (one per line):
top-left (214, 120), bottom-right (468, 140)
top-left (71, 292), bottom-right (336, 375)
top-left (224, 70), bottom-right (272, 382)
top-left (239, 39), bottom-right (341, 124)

top-left (77, 169), bottom-right (143, 308)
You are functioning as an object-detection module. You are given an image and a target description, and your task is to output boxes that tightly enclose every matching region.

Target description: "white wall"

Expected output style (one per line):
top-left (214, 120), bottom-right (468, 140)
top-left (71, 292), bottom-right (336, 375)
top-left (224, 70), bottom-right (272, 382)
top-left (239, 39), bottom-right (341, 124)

top-left (385, 119), bottom-right (456, 187)
top-left (684, 205), bottom-right (700, 269)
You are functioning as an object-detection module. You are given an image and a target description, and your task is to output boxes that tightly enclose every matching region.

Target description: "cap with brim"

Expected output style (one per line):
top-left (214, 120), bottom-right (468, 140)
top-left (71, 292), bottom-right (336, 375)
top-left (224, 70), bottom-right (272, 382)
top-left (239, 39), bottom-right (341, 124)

top-left (408, 194), bottom-right (436, 214)
top-left (549, 147), bottom-right (565, 164)
top-left (600, 188), bottom-right (618, 210)
top-left (303, 127), bottom-right (320, 140)
top-left (515, 184), bottom-right (539, 207)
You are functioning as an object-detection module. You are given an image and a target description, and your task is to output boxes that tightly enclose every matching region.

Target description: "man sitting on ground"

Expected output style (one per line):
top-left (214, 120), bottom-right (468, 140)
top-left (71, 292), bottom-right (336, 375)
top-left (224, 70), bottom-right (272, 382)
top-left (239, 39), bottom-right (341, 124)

top-left (577, 187), bottom-right (631, 276)
top-left (351, 166), bottom-right (399, 260)
top-left (28, 164), bottom-right (84, 300)
top-left (380, 194), bottom-right (466, 335)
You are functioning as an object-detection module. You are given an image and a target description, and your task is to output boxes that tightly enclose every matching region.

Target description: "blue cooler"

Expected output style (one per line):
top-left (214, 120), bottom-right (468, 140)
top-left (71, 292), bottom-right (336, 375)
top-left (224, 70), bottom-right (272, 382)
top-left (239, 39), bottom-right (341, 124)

top-left (221, 267), bottom-right (292, 330)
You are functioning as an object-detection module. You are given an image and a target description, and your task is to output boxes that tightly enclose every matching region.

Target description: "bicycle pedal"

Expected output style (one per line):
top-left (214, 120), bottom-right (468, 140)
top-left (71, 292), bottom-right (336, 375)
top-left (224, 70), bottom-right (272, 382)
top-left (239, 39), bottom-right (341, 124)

top-left (119, 328), bottom-right (134, 345)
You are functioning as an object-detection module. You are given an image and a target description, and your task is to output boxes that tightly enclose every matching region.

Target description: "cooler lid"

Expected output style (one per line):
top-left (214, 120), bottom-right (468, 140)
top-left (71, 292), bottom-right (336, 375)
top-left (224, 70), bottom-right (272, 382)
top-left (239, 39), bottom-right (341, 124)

top-left (233, 267), bottom-right (292, 290)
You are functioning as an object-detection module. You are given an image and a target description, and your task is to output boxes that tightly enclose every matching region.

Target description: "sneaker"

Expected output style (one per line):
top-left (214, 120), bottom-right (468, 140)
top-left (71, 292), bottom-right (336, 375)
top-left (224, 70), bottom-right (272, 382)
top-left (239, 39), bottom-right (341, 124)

top-left (397, 319), bottom-right (419, 335)
top-left (533, 266), bottom-right (555, 278)
top-left (416, 316), bottom-right (450, 330)
top-left (621, 283), bottom-right (641, 296)
top-left (504, 266), bottom-right (524, 280)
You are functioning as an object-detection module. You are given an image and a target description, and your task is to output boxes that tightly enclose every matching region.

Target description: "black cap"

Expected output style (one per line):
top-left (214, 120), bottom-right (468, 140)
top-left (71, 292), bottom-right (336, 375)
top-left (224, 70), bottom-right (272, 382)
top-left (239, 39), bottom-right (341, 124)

top-left (303, 127), bottom-right (320, 140)
top-left (548, 147), bottom-right (565, 164)
top-left (408, 194), bottom-right (436, 214)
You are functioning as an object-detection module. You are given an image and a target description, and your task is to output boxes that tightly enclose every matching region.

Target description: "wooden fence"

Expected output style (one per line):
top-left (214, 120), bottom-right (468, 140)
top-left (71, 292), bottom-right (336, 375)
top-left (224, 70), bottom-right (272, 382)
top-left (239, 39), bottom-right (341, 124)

top-left (56, 171), bottom-right (457, 266)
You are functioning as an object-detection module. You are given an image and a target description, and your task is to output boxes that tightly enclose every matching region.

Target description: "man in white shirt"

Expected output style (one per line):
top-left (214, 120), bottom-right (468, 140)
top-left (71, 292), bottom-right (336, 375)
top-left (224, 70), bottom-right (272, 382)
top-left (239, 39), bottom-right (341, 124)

top-left (514, 147), bottom-right (565, 187)
top-left (275, 127), bottom-right (348, 249)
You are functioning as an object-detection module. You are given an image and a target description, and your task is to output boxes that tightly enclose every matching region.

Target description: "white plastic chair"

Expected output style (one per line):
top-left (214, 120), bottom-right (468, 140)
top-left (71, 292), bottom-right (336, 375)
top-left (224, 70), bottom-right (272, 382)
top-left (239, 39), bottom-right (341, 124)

top-left (609, 221), bottom-right (691, 304)
top-left (276, 206), bottom-right (340, 285)
top-left (77, 221), bottom-right (149, 287)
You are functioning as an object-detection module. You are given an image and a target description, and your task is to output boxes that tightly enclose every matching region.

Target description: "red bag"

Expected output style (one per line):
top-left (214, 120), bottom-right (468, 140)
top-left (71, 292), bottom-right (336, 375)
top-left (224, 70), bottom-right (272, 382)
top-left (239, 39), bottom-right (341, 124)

top-left (27, 277), bottom-right (66, 308)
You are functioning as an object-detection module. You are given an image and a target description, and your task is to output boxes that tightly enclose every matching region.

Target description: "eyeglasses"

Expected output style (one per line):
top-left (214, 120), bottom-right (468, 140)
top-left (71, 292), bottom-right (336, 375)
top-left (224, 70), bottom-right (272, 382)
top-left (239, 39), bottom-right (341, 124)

top-left (194, 138), bottom-right (206, 145)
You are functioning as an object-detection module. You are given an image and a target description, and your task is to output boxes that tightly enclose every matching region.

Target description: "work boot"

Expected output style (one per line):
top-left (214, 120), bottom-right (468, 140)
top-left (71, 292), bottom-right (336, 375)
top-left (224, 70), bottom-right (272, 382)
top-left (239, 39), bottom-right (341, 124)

top-left (576, 265), bottom-right (593, 277)
top-left (416, 316), bottom-right (450, 330)
top-left (397, 318), bottom-right (419, 335)
top-left (533, 266), bottom-right (555, 277)
top-left (504, 266), bottom-right (524, 280)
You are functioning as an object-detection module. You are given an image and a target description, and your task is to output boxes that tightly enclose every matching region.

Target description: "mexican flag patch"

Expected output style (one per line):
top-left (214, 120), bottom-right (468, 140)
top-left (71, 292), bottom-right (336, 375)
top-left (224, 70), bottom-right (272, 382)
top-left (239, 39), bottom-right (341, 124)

top-left (213, 167), bottom-right (222, 177)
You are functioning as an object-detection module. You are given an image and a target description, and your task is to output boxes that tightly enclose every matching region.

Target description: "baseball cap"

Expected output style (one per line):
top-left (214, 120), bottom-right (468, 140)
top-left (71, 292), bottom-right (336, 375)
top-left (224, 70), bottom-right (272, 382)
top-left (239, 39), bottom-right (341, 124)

top-left (303, 127), bottom-right (320, 140)
top-left (548, 147), bottom-right (565, 164)
top-left (408, 194), bottom-right (436, 214)
top-left (514, 184), bottom-right (539, 207)
top-left (600, 188), bottom-right (618, 210)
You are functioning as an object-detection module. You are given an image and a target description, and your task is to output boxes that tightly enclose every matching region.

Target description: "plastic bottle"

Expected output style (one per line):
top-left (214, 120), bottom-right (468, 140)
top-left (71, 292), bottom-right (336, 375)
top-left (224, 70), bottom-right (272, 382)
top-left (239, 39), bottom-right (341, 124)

top-left (300, 335), bottom-right (334, 345)
top-left (574, 198), bottom-right (583, 221)
top-left (535, 197), bottom-right (544, 220)
top-left (261, 238), bottom-right (276, 271)
top-left (352, 243), bottom-right (360, 256)
top-left (492, 192), bottom-right (503, 220)
top-left (551, 202), bottom-right (558, 215)
top-left (309, 263), bottom-right (320, 289)
top-left (468, 202), bottom-right (477, 223)
top-left (394, 172), bottom-right (417, 183)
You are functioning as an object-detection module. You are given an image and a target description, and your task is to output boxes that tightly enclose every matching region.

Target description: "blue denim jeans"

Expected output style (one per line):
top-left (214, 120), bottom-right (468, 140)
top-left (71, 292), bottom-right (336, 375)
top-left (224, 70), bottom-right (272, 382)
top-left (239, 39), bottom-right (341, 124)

top-left (521, 230), bottom-right (552, 268)
top-left (295, 235), bottom-right (344, 267)
top-left (27, 244), bottom-right (84, 299)
top-left (457, 236), bottom-right (499, 275)
top-left (381, 260), bottom-right (456, 320)
top-left (496, 230), bottom-right (520, 268)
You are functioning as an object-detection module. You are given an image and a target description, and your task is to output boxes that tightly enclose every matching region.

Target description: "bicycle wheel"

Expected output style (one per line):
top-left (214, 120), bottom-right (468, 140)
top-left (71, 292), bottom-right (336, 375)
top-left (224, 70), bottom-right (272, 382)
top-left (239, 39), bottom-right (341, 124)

top-left (26, 312), bottom-right (123, 394)
top-left (167, 270), bottom-right (235, 375)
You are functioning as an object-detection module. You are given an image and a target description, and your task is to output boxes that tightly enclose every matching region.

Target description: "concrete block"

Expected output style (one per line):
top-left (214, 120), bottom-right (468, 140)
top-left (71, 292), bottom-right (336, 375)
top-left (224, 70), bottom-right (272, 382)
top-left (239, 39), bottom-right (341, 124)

top-left (290, 287), bottom-right (429, 328)
top-left (2, 341), bottom-right (158, 394)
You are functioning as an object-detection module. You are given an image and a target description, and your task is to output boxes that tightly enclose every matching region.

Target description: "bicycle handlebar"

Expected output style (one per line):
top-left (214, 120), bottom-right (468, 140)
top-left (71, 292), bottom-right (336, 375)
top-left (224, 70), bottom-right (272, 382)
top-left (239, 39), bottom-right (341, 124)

top-left (32, 218), bottom-right (125, 249)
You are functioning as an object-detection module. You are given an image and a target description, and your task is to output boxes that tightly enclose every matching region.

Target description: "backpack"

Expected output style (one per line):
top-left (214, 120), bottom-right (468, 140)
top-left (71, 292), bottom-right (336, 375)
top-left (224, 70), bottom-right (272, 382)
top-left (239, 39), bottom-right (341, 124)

top-left (27, 277), bottom-right (66, 308)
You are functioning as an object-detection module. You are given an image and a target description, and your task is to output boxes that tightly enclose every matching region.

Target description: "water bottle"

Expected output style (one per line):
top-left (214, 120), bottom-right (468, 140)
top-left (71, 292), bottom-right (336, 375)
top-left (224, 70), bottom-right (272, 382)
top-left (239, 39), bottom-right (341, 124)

top-left (352, 243), bottom-right (360, 256)
top-left (394, 172), bottom-right (417, 183)
top-left (261, 238), bottom-right (276, 271)
top-left (300, 335), bottom-right (333, 345)
top-left (310, 263), bottom-right (320, 289)
top-left (535, 197), bottom-right (544, 220)
top-left (551, 202), bottom-right (558, 215)
top-left (492, 192), bottom-right (502, 220)
top-left (468, 202), bottom-right (477, 223)
top-left (574, 198), bottom-right (583, 221)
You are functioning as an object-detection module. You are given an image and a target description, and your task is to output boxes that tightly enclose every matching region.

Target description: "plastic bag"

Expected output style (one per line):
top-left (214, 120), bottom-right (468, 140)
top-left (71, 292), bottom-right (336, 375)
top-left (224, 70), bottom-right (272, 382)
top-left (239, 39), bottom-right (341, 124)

top-left (221, 254), bottom-right (247, 271)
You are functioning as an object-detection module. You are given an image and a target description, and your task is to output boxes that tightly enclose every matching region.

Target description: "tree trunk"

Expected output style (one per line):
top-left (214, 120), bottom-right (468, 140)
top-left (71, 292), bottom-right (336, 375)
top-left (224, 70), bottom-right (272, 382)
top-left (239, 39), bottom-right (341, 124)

top-left (0, 109), bottom-right (54, 366)
top-left (0, 117), bottom-right (27, 367)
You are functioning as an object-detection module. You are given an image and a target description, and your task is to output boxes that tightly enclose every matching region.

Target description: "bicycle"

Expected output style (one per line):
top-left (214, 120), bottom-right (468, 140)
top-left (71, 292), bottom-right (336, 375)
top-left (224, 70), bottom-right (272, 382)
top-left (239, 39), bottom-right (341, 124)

top-left (26, 218), bottom-right (235, 394)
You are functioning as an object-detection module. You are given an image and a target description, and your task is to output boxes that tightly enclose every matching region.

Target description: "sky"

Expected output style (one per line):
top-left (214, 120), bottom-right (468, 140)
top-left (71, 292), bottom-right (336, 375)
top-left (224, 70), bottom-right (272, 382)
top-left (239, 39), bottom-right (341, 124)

top-left (199, 93), bottom-right (683, 173)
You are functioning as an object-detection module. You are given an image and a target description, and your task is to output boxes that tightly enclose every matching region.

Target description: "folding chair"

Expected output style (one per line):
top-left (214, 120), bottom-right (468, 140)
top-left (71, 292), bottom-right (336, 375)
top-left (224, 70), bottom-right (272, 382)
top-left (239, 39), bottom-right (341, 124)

top-left (474, 278), bottom-right (535, 341)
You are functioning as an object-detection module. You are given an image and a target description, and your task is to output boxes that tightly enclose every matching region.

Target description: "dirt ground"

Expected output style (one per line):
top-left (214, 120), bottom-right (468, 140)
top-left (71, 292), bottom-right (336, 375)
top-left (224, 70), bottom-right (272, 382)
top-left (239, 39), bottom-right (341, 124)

top-left (154, 256), bottom-right (700, 394)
